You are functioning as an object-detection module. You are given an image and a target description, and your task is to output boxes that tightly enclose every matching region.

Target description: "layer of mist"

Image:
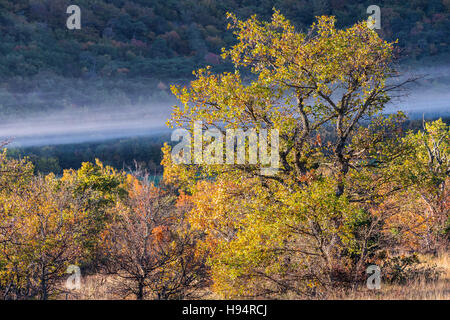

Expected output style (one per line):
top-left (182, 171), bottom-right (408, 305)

top-left (0, 104), bottom-right (171, 147)
top-left (385, 64), bottom-right (450, 117)
top-left (0, 66), bottom-right (448, 148)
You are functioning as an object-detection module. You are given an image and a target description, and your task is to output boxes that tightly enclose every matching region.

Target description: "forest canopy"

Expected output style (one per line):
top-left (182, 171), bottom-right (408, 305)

top-left (0, 0), bottom-right (449, 80)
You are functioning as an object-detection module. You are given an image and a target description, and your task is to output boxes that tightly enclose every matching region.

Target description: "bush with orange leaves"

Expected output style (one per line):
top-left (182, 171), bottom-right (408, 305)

top-left (103, 174), bottom-right (208, 300)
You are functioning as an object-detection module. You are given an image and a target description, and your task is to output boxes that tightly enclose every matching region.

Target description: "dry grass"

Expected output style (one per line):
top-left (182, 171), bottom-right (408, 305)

top-left (58, 274), bottom-right (122, 300)
top-left (326, 252), bottom-right (450, 300)
top-left (58, 252), bottom-right (449, 300)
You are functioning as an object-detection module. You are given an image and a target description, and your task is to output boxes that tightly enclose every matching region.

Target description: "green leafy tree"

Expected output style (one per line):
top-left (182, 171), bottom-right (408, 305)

top-left (60, 159), bottom-right (127, 266)
top-left (403, 119), bottom-right (449, 248)
top-left (165, 11), bottom-right (416, 297)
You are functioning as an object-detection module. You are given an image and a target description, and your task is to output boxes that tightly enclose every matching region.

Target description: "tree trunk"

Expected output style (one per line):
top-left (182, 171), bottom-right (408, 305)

top-left (136, 280), bottom-right (144, 300)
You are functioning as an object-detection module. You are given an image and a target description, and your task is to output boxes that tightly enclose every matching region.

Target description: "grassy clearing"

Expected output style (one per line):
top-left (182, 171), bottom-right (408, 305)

top-left (60, 252), bottom-right (449, 300)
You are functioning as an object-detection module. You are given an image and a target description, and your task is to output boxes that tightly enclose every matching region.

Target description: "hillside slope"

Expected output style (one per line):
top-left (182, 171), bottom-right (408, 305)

top-left (1, 0), bottom-right (449, 79)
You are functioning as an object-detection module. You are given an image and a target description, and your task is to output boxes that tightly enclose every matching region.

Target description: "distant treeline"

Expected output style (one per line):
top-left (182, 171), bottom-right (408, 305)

top-left (6, 117), bottom-right (449, 175)
top-left (7, 134), bottom-right (170, 175)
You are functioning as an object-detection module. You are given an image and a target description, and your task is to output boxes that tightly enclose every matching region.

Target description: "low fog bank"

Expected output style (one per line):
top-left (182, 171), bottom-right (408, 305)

top-left (385, 88), bottom-right (450, 118)
top-left (0, 104), bottom-right (171, 147)
top-left (2, 92), bottom-right (447, 148)
top-left (385, 64), bottom-right (450, 117)
top-left (0, 65), bottom-right (448, 148)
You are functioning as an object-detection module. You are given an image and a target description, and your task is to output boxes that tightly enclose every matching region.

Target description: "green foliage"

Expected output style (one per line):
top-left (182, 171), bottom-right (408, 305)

top-left (402, 119), bottom-right (449, 243)
top-left (8, 135), bottom-right (167, 175)
top-left (0, 0), bottom-right (448, 81)
top-left (165, 11), bottom-right (417, 297)
top-left (60, 159), bottom-right (127, 266)
top-left (0, 149), bottom-right (34, 192)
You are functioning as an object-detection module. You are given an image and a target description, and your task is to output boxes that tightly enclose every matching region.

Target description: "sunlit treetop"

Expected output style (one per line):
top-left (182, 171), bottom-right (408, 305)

top-left (168, 11), bottom-right (404, 192)
top-left (170, 11), bottom-right (396, 136)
